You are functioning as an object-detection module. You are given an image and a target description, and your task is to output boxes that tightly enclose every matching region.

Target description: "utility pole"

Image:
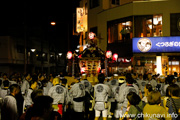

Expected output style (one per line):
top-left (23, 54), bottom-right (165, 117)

top-left (24, 1), bottom-right (27, 74)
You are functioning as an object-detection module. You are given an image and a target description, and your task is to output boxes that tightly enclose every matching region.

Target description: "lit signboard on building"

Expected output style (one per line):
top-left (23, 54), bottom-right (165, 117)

top-left (133, 37), bottom-right (180, 53)
top-left (76, 8), bottom-right (84, 33)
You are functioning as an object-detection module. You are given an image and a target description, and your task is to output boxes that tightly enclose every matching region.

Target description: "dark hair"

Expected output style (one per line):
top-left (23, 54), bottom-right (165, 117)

top-left (127, 92), bottom-right (141, 105)
top-left (31, 89), bottom-right (43, 102)
top-left (145, 84), bottom-right (153, 92)
top-left (126, 73), bottom-right (134, 84)
top-left (61, 78), bottom-right (67, 85)
top-left (165, 75), bottom-right (174, 85)
top-left (138, 74), bottom-right (142, 77)
top-left (143, 74), bottom-right (148, 80)
top-left (3, 80), bottom-right (10, 87)
top-left (148, 91), bottom-right (161, 105)
top-left (98, 73), bottom-right (105, 83)
top-left (32, 96), bottom-right (53, 117)
top-left (174, 72), bottom-right (177, 76)
top-left (41, 79), bottom-right (48, 87)
top-left (9, 84), bottom-right (20, 93)
top-left (168, 84), bottom-right (180, 97)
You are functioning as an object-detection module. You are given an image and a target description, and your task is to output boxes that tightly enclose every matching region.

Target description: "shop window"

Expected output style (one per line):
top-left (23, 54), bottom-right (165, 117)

top-left (134, 15), bottom-right (162, 37)
top-left (153, 15), bottom-right (162, 36)
top-left (108, 19), bottom-right (133, 43)
top-left (169, 61), bottom-right (180, 74)
top-left (90, 0), bottom-right (100, 9)
top-left (119, 21), bottom-right (132, 41)
top-left (170, 13), bottom-right (180, 36)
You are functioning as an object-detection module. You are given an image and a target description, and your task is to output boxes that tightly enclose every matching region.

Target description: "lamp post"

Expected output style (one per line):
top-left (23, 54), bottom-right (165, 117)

top-left (113, 53), bottom-right (118, 74)
top-left (106, 51), bottom-right (112, 76)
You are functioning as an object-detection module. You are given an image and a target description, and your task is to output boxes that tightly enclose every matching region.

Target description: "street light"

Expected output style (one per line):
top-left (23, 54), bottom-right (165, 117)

top-left (50, 21), bottom-right (56, 26)
top-left (59, 53), bottom-right (62, 57)
top-left (31, 49), bottom-right (36, 52)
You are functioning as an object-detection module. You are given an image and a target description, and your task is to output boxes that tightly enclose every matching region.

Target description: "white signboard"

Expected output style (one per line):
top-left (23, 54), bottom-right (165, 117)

top-left (76, 8), bottom-right (84, 33)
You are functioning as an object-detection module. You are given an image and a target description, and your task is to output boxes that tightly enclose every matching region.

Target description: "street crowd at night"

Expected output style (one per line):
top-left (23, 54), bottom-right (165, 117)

top-left (0, 0), bottom-right (180, 120)
top-left (0, 71), bottom-right (179, 120)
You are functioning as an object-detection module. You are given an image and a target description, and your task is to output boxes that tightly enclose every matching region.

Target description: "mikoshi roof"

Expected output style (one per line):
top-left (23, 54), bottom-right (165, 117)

top-left (79, 46), bottom-right (105, 60)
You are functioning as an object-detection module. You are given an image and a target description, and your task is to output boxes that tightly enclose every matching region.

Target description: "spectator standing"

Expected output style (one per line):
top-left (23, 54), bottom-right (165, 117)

top-left (0, 80), bottom-right (10, 99)
top-left (142, 84), bottom-right (153, 103)
top-left (21, 73), bottom-right (31, 96)
top-left (69, 77), bottom-right (85, 120)
top-left (165, 84), bottom-right (180, 119)
top-left (137, 74), bottom-right (148, 96)
top-left (48, 77), bottom-right (69, 117)
top-left (94, 73), bottom-right (111, 120)
top-left (26, 96), bottom-right (61, 120)
top-left (1, 84), bottom-right (20, 120)
top-left (118, 73), bottom-right (139, 116)
top-left (24, 80), bottom-right (37, 109)
top-left (126, 92), bottom-right (146, 120)
top-left (143, 91), bottom-right (171, 120)
top-left (147, 73), bottom-right (157, 90)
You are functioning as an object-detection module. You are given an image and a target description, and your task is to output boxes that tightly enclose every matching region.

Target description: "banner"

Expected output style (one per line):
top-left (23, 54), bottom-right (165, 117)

top-left (133, 37), bottom-right (180, 53)
top-left (76, 8), bottom-right (84, 33)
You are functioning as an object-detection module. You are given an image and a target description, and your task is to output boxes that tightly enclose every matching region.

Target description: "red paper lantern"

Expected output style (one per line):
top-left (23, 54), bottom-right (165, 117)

top-left (81, 67), bottom-right (86, 73)
top-left (106, 51), bottom-right (112, 58)
top-left (89, 32), bottom-right (95, 39)
top-left (113, 53), bottom-right (118, 61)
top-left (67, 51), bottom-right (72, 59)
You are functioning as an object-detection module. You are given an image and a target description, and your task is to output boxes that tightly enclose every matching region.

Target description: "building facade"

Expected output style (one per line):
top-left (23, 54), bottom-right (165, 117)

top-left (0, 36), bottom-right (66, 75)
top-left (77, 0), bottom-right (180, 75)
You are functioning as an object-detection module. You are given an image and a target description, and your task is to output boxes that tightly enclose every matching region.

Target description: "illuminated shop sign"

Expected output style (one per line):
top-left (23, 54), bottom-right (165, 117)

top-left (133, 37), bottom-right (180, 53)
top-left (76, 8), bottom-right (84, 33)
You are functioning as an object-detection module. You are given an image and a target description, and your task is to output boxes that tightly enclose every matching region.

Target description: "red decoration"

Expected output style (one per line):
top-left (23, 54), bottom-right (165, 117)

top-left (67, 51), bottom-right (72, 59)
top-left (106, 51), bottom-right (112, 58)
top-left (113, 53), bottom-right (118, 61)
top-left (89, 32), bottom-right (95, 39)
top-left (81, 67), bottom-right (86, 73)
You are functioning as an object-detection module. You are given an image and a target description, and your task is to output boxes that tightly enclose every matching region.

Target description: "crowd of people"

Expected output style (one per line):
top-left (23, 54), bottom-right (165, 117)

top-left (0, 71), bottom-right (180, 120)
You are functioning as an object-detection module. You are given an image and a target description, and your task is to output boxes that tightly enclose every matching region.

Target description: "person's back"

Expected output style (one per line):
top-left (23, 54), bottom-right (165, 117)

top-left (0, 80), bottom-right (10, 99)
top-left (147, 73), bottom-right (157, 90)
top-left (118, 74), bottom-right (139, 115)
top-left (26, 96), bottom-right (61, 120)
top-left (2, 84), bottom-right (20, 120)
top-left (143, 91), bottom-right (171, 120)
top-left (25, 80), bottom-right (37, 108)
top-left (48, 77), bottom-right (69, 117)
top-left (21, 73), bottom-right (31, 96)
top-left (127, 92), bottom-right (146, 120)
top-left (165, 84), bottom-right (180, 119)
top-left (94, 73), bottom-right (111, 120)
top-left (2, 95), bottom-right (18, 120)
top-left (80, 79), bottom-right (93, 94)
top-left (94, 83), bottom-right (110, 102)
top-left (0, 88), bottom-right (9, 99)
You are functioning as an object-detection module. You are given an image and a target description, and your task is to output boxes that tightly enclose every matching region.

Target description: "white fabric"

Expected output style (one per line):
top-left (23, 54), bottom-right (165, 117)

top-left (1, 95), bottom-right (18, 120)
top-left (95, 109), bottom-right (108, 117)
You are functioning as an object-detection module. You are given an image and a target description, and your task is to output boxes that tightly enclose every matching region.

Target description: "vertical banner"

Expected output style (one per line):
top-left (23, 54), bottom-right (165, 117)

top-left (76, 8), bottom-right (84, 33)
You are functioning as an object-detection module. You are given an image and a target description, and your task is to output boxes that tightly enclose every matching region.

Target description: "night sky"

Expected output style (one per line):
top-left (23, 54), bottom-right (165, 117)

top-left (0, 0), bottom-right (80, 52)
